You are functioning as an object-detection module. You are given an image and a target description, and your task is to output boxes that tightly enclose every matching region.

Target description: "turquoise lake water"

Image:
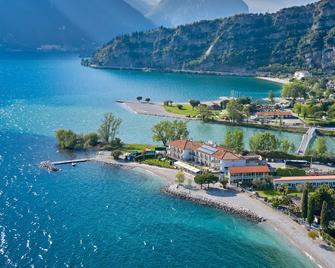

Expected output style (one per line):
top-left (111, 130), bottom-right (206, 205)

top-left (0, 53), bottom-right (318, 267)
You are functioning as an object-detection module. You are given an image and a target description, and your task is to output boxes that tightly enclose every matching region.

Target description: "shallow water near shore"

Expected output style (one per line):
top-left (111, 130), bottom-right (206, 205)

top-left (0, 53), bottom-right (320, 267)
top-left (0, 130), bottom-right (315, 267)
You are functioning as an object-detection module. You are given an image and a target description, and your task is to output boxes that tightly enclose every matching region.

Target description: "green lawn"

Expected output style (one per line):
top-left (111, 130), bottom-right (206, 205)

top-left (122, 143), bottom-right (155, 153)
top-left (257, 190), bottom-right (302, 199)
top-left (164, 104), bottom-right (199, 117)
top-left (143, 159), bottom-right (175, 169)
top-left (298, 116), bottom-right (335, 126)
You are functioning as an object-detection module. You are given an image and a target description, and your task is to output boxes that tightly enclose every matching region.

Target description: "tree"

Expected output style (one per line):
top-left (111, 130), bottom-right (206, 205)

top-left (56, 129), bottom-right (81, 150)
top-left (307, 196), bottom-right (315, 226)
top-left (136, 96), bottom-right (142, 102)
top-left (220, 178), bottom-right (229, 188)
top-left (301, 188), bottom-right (309, 219)
top-left (145, 98), bottom-right (151, 103)
top-left (243, 105), bottom-right (251, 122)
top-left (312, 185), bottom-right (335, 215)
top-left (194, 173), bottom-right (218, 189)
top-left (189, 100), bottom-right (201, 109)
top-left (320, 201), bottom-right (330, 230)
top-left (83, 133), bottom-right (99, 148)
top-left (280, 139), bottom-right (291, 154)
top-left (175, 171), bottom-right (185, 185)
top-left (226, 100), bottom-right (244, 123)
top-left (197, 104), bottom-right (213, 122)
top-left (220, 99), bottom-right (229, 110)
top-left (112, 150), bottom-right (122, 160)
top-left (293, 102), bottom-right (302, 115)
top-left (281, 81), bottom-right (308, 99)
top-left (315, 138), bottom-right (327, 157)
top-left (152, 120), bottom-right (189, 146)
top-left (224, 129), bottom-right (244, 152)
top-left (268, 90), bottom-right (275, 104)
top-left (98, 113), bottom-right (122, 144)
top-left (194, 174), bottom-right (206, 189)
top-left (249, 132), bottom-right (280, 152)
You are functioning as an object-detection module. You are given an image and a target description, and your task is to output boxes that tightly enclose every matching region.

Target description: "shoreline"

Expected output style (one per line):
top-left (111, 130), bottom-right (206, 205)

top-left (89, 64), bottom-right (291, 85)
top-left (92, 154), bottom-right (334, 268)
top-left (119, 100), bottom-right (308, 135)
top-left (256, 76), bottom-right (290, 84)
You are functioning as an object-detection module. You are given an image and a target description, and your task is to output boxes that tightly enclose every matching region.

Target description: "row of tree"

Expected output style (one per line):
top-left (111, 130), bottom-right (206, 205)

top-left (55, 113), bottom-right (122, 150)
top-left (301, 184), bottom-right (334, 230)
top-left (151, 120), bottom-right (296, 155)
top-left (224, 129), bottom-right (296, 154)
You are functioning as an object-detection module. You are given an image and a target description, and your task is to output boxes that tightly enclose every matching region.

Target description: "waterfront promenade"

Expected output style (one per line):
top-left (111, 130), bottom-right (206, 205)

top-left (92, 152), bottom-right (334, 268)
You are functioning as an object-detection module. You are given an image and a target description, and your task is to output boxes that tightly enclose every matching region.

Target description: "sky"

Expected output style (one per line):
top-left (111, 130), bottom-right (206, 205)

top-left (142, 0), bottom-right (318, 13)
top-left (244, 0), bottom-right (318, 13)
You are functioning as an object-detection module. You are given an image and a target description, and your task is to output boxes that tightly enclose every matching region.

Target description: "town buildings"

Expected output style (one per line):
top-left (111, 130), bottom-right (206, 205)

top-left (168, 140), bottom-right (269, 182)
top-left (294, 71), bottom-right (312, 80)
top-left (255, 111), bottom-right (294, 120)
top-left (228, 165), bottom-right (270, 183)
top-left (273, 175), bottom-right (335, 189)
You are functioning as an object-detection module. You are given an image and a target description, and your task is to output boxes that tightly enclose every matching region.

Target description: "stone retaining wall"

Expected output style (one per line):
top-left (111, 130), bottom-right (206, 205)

top-left (161, 186), bottom-right (265, 223)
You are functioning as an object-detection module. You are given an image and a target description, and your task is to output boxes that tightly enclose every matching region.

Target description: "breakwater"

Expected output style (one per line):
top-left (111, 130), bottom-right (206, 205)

top-left (161, 186), bottom-right (265, 223)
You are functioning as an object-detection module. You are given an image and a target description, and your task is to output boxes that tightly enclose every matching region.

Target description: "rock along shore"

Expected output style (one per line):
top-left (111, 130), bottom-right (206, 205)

top-left (161, 185), bottom-right (264, 223)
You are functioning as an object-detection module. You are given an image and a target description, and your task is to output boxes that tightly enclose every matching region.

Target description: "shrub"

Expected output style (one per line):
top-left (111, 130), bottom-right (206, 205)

top-left (112, 150), bottom-right (122, 160)
top-left (308, 231), bottom-right (318, 240)
top-left (177, 104), bottom-right (183, 109)
top-left (276, 168), bottom-right (306, 177)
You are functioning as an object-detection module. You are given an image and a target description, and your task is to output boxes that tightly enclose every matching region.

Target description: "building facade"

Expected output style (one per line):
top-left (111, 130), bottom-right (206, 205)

top-left (168, 140), bottom-right (263, 174)
top-left (228, 165), bottom-right (270, 183)
top-left (273, 175), bottom-right (335, 189)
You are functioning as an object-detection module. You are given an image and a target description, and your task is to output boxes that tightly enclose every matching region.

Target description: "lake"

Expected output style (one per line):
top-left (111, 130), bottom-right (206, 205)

top-left (0, 53), bottom-right (317, 267)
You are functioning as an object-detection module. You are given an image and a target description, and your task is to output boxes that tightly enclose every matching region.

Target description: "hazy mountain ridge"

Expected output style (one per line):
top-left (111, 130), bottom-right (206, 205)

top-left (147, 0), bottom-right (249, 27)
top-left (0, 0), bottom-right (154, 51)
top-left (89, 0), bottom-right (335, 74)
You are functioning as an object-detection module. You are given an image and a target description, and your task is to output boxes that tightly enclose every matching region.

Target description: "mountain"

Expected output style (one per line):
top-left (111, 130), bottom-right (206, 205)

top-left (0, 0), bottom-right (89, 51)
top-left (51, 0), bottom-right (154, 43)
top-left (124, 0), bottom-right (154, 14)
top-left (147, 0), bottom-right (249, 27)
top-left (89, 0), bottom-right (335, 75)
top-left (0, 0), bottom-right (154, 51)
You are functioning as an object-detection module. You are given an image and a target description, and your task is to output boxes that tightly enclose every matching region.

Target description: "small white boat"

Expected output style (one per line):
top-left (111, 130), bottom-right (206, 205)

top-left (71, 163), bottom-right (76, 167)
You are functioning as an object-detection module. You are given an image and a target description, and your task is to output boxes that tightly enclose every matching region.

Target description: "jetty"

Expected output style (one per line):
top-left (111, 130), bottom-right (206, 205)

top-left (297, 127), bottom-right (317, 155)
top-left (39, 158), bottom-right (90, 172)
top-left (51, 159), bottom-right (89, 166)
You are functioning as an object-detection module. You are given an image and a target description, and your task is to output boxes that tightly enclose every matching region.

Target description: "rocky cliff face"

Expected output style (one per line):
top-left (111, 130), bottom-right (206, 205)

top-left (90, 0), bottom-right (335, 74)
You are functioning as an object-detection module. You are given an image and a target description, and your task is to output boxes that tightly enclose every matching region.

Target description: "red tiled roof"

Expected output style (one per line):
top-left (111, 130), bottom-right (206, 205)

top-left (213, 149), bottom-right (242, 161)
top-left (274, 175), bottom-right (335, 182)
top-left (169, 140), bottom-right (203, 150)
top-left (256, 111), bottom-right (292, 117)
top-left (229, 165), bottom-right (270, 174)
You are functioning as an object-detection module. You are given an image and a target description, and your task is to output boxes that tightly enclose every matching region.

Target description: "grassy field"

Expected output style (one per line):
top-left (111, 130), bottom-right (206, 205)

top-left (164, 104), bottom-right (199, 117)
top-left (143, 159), bottom-right (175, 169)
top-left (122, 144), bottom-right (155, 153)
top-left (257, 190), bottom-right (302, 199)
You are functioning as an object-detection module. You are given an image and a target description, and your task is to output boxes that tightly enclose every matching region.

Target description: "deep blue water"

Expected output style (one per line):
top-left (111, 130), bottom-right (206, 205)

top-left (0, 53), bottom-right (316, 267)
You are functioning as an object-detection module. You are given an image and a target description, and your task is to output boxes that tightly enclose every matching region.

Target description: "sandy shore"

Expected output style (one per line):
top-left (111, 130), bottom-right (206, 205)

top-left (257, 76), bottom-right (290, 84)
top-left (118, 101), bottom-right (189, 119)
top-left (93, 153), bottom-right (334, 268)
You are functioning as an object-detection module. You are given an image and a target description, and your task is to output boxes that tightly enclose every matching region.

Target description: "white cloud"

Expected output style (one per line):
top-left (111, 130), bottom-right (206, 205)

top-left (244, 0), bottom-right (318, 13)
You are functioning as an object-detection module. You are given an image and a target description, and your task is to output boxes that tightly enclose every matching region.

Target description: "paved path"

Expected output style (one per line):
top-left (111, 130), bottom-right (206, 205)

top-left (171, 185), bottom-right (335, 268)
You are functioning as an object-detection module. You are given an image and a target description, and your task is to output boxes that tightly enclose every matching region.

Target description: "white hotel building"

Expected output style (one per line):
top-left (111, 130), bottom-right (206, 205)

top-left (168, 140), bottom-right (267, 178)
